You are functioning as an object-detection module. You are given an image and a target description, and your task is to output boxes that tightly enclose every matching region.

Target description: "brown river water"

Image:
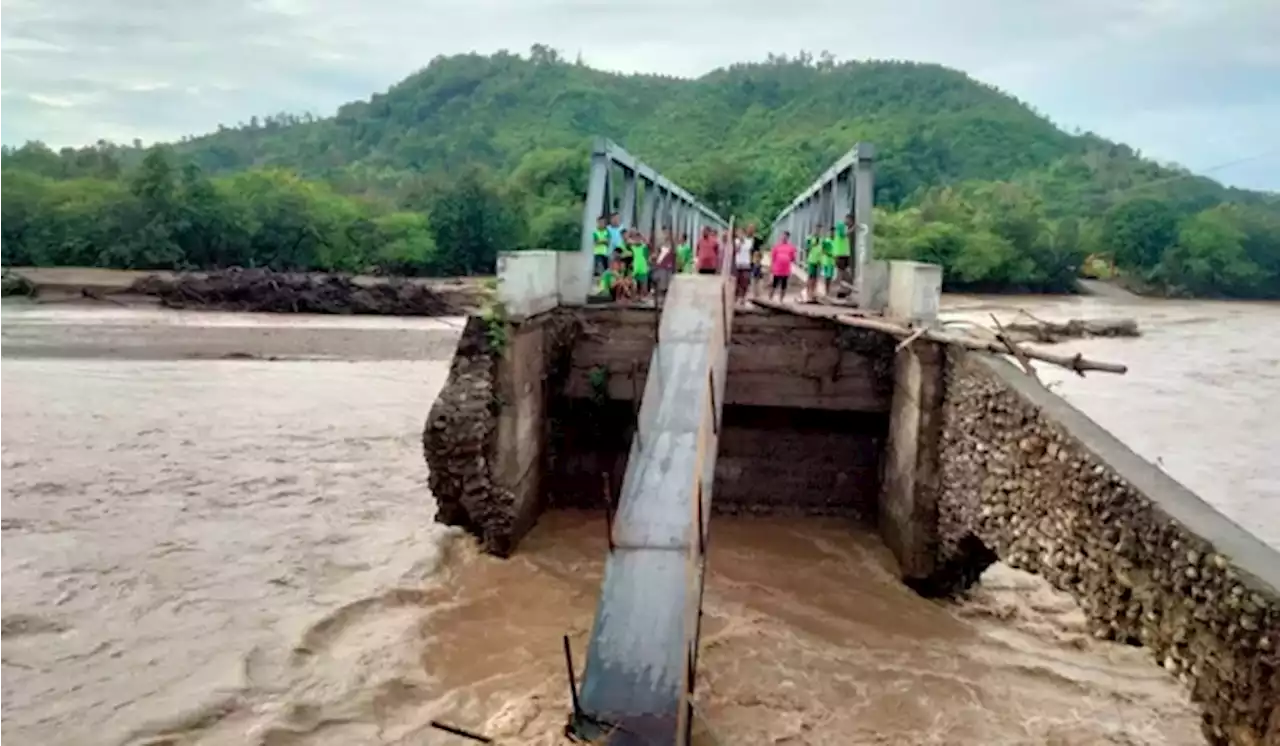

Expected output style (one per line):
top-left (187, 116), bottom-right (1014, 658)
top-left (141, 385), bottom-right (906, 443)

top-left (2, 293), bottom-right (1277, 746)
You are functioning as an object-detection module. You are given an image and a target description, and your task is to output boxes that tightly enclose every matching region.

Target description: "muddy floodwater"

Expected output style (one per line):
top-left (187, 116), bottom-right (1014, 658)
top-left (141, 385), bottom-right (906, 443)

top-left (2, 293), bottom-right (1276, 746)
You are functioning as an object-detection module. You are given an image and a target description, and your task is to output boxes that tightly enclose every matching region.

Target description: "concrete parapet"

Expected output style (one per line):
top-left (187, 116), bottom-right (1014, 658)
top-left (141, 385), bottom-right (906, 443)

top-left (886, 260), bottom-right (942, 326)
top-left (860, 259), bottom-right (890, 313)
top-left (496, 250), bottom-right (560, 321)
top-left (934, 348), bottom-right (1279, 745)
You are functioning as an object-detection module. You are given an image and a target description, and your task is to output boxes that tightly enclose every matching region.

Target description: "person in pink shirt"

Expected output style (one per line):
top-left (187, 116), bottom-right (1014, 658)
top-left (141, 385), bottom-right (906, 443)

top-left (768, 231), bottom-right (797, 301)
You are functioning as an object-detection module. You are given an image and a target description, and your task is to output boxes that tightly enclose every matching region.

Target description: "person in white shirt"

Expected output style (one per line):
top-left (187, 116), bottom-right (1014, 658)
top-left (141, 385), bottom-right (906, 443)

top-left (733, 230), bottom-right (753, 303)
top-left (651, 230), bottom-right (675, 301)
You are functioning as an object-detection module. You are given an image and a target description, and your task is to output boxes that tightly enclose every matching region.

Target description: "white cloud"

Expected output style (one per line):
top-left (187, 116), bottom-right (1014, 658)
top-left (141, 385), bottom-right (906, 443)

top-left (25, 92), bottom-right (82, 108)
top-left (1, 0), bottom-right (1276, 190)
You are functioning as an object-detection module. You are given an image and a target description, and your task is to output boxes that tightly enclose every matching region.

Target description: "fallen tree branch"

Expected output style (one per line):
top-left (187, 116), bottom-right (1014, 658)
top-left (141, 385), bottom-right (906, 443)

top-left (753, 299), bottom-right (1127, 375)
top-left (894, 326), bottom-right (929, 353)
top-left (990, 313), bottom-right (1038, 378)
top-left (80, 287), bottom-right (129, 306)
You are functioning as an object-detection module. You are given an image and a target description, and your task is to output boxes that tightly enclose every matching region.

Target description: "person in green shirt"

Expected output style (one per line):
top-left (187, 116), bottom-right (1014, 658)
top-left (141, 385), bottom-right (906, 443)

top-left (676, 232), bottom-right (693, 274)
top-left (592, 216), bottom-right (610, 276)
top-left (598, 263), bottom-right (618, 299)
top-left (627, 229), bottom-right (651, 298)
top-left (805, 229), bottom-right (825, 302)
top-left (820, 230), bottom-right (837, 297)
top-left (834, 213), bottom-right (854, 293)
top-left (598, 254), bottom-right (631, 301)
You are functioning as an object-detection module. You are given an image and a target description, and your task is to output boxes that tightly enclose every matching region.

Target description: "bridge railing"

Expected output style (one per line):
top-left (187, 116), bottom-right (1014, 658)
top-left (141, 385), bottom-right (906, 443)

top-left (771, 142), bottom-right (876, 302)
top-left (564, 138), bottom-right (728, 305)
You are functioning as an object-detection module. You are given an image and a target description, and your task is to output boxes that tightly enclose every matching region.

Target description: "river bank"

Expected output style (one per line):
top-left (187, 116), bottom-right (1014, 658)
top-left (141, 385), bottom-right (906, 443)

top-left (1, 266), bottom-right (489, 316)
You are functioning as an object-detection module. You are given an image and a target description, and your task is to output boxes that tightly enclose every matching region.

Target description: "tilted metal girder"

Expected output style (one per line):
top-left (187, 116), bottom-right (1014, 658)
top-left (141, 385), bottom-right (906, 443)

top-left (569, 274), bottom-right (733, 745)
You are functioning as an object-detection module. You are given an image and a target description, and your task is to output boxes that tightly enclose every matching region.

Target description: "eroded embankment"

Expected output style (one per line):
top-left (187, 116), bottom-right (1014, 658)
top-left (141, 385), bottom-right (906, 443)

top-left (3, 266), bottom-right (485, 316)
top-left (133, 269), bottom-right (473, 315)
top-left (935, 349), bottom-right (1280, 745)
top-left (422, 312), bottom-right (580, 555)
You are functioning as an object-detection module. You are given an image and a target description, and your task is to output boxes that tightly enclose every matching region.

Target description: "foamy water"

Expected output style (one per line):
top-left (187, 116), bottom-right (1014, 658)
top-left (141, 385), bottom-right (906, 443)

top-left (3, 294), bottom-right (1274, 745)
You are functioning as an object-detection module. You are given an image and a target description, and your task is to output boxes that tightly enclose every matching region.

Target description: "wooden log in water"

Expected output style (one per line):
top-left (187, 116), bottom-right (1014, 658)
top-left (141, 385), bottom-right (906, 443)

top-left (1003, 317), bottom-right (1140, 344)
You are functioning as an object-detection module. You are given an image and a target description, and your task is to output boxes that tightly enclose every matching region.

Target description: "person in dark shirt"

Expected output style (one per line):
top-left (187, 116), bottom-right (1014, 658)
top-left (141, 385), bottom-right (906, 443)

top-left (651, 229), bottom-right (676, 300)
top-left (695, 227), bottom-right (720, 275)
top-left (745, 223), bottom-right (765, 298)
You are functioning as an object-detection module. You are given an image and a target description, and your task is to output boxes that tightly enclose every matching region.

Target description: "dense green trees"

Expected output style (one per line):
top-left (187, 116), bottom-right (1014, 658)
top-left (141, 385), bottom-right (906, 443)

top-left (877, 183), bottom-right (1089, 292)
top-left (0, 147), bottom-right (499, 276)
top-left (3, 48), bottom-right (1278, 297)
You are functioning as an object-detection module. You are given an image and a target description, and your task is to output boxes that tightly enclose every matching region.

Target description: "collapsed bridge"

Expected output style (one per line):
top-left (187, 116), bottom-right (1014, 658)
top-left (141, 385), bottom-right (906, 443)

top-left (423, 137), bottom-right (1280, 746)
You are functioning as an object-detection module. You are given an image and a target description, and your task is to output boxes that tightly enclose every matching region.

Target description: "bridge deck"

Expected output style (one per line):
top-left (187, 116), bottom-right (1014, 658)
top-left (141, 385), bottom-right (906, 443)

top-left (574, 275), bottom-right (733, 745)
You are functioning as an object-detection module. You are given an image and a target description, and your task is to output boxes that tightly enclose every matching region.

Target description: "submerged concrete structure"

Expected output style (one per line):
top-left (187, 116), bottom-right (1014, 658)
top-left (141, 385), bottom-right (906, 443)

top-left (423, 141), bottom-right (1278, 746)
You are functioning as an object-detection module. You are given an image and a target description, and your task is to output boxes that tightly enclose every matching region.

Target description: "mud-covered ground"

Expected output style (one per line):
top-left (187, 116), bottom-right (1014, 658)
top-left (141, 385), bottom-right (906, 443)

top-left (4, 266), bottom-right (488, 316)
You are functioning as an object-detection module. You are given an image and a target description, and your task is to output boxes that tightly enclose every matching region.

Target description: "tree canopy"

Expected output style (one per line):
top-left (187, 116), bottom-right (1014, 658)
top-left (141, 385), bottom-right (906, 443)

top-left (4, 48), bottom-right (1278, 296)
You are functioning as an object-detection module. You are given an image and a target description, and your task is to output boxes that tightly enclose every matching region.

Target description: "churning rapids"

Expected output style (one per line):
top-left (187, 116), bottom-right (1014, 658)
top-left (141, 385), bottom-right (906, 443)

top-left (3, 292), bottom-right (1276, 746)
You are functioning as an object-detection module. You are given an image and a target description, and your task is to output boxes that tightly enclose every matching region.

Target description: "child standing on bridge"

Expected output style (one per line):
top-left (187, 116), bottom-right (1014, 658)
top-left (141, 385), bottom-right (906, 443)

top-left (652, 230), bottom-right (675, 301)
top-left (820, 228), bottom-right (837, 297)
top-left (617, 228), bottom-right (634, 276)
top-left (733, 228), bottom-right (753, 304)
top-left (607, 213), bottom-right (625, 255)
top-left (592, 216), bottom-right (611, 277)
top-left (748, 224), bottom-right (765, 298)
top-left (834, 213), bottom-right (854, 296)
top-left (627, 229), bottom-right (651, 299)
top-left (676, 233), bottom-right (693, 274)
top-left (805, 228), bottom-right (827, 302)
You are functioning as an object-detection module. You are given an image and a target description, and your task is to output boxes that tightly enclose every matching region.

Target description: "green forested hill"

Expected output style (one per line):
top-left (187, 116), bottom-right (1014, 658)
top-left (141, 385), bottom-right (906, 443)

top-left (175, 52), bottom-right (1077, 207)
top-left (4, 48), bottom-right (1279, 296)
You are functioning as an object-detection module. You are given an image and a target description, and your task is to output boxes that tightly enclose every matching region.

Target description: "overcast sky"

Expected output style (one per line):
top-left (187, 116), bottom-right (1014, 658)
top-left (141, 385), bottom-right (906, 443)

top-left (2, 0), bottom-right (1277, 191)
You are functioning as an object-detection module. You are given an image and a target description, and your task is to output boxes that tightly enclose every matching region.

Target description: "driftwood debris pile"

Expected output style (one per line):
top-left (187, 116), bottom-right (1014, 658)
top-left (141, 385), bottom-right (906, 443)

top-left (1003, 316), bottom-right (1140, 344)
top-left (1, 270), bottom-right (36, 297)
top-left (753, 299), bottom-right (1128, 376)
top-left (130, 268), bottom-right (466, 316)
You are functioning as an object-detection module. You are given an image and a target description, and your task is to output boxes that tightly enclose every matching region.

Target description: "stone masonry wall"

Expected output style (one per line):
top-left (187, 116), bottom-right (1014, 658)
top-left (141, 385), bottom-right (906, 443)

top-left (423, 317), bottom-right (504, 548)
top-left (936, 348), bottom-right (1279, 745)
top-left (423, 311), bottom-right (578, 556)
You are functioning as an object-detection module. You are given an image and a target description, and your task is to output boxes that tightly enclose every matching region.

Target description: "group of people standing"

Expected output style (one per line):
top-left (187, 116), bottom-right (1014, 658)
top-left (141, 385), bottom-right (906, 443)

top-left (592, 213), bottom-right (688, 302)
top-left (800, 215), bottom-right (855, 301)
top-left (591, 212), bottom-right (855, 305)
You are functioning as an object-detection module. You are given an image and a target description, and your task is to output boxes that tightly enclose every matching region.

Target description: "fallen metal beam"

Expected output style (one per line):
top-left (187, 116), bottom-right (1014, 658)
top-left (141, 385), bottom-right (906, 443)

top-left (570, 273), bottom-right (734, 745)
